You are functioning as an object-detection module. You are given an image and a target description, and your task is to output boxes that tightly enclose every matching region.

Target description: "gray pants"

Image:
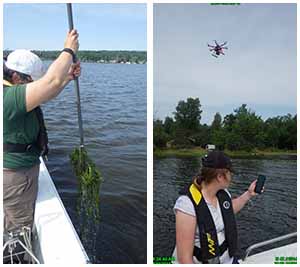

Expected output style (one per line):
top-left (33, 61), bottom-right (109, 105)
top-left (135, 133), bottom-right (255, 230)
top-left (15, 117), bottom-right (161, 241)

top-left (3, 164), bottom-right (40, 233)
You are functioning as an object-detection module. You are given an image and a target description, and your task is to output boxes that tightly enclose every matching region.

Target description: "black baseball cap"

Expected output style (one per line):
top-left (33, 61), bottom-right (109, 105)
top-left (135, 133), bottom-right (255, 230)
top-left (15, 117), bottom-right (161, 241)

top-left (202, 151), bottom-right (234, 172)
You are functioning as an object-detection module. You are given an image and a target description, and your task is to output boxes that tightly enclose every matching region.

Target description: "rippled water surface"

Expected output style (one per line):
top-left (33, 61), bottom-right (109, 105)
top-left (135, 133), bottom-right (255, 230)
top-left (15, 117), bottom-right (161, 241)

top-left (43, 63), bottom-right (147, 263)
top-left (153, 156), bottom-right (297, 259)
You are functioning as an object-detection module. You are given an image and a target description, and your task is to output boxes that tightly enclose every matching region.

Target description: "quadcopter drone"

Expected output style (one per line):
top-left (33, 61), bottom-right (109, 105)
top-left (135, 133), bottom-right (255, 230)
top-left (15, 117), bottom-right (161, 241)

top-left (208, 40), bottom-right (228, 58)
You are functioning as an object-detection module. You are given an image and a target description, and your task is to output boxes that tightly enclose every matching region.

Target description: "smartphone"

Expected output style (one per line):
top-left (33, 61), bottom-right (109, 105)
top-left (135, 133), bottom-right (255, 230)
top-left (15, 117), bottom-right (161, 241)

top-left (255, 174), bottom-right (266, 194)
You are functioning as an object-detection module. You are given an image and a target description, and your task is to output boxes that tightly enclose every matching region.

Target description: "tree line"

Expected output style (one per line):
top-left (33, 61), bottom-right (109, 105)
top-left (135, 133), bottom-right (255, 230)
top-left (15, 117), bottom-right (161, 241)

top-left (154, 98), bottom-right (297, 151)
top-left (4, 50), bottom-right (147, 64)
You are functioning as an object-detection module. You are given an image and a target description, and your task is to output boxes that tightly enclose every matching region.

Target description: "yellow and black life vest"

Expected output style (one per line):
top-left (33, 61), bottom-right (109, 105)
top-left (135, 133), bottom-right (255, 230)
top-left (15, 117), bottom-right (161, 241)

top-left (184, 183), bottom-right (238, 264)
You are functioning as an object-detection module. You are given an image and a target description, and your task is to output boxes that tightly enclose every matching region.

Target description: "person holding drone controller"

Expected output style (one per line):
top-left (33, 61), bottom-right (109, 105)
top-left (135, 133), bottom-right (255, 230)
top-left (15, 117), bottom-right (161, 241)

top-left (173, 150), bottom-right (265, 264)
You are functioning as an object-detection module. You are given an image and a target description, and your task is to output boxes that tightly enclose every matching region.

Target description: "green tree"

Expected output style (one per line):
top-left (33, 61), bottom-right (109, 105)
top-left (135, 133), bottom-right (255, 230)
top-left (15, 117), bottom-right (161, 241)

top-left (277, 114), bottom-right (296, 150)
top-left (223, 104), bottom-right (263, 151)
top-left (285, 115), bottom-right (297, 150)
top-left (153, 120), bottom-right (169, 148)
top-left (173, 97), bottom-right (202, 131)
top-left (164, 116), bottom-right (175, 136)
top-left (192, 124), bottom-right (211, 147)
top-left (210, 112), bottom-right (224, 149)
top-left (264, 117), bottom-right (282, 148)
top-left (223, 114), bottom-right (236, 133)
top-left (211, 112), bottom-right (222, 131)
top-left (173, 128), bottom-right (194, 148)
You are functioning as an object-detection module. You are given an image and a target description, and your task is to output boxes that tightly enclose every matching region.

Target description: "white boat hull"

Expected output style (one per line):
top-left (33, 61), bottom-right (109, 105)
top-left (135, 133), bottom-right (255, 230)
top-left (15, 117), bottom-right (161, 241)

top-left (33, 158), bottom-right (89, 264)
top-left (241, 243), bottom-right (297, 264)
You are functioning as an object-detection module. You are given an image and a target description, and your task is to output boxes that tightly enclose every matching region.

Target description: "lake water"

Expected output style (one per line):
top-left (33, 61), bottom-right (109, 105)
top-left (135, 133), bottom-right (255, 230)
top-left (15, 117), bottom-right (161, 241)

top-left (153, 156), bottom-right (297, 259)
top-left (43, 63), bottom-right (147, 263)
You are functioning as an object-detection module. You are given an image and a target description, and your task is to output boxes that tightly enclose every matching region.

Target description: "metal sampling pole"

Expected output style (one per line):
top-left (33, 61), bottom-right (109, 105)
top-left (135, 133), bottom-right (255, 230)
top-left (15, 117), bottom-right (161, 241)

top-left (67, 3), bottom-right (84, 148)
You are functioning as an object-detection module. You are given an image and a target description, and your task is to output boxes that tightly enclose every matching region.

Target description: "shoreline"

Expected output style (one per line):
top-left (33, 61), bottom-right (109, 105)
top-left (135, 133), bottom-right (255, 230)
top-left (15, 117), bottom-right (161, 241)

top-left (154, 147), bottom-right (297, 159)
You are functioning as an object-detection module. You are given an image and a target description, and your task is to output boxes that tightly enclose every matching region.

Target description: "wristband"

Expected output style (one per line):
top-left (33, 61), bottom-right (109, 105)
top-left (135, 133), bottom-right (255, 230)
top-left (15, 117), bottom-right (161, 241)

top-left (62, 48), bottom-right (77, 63)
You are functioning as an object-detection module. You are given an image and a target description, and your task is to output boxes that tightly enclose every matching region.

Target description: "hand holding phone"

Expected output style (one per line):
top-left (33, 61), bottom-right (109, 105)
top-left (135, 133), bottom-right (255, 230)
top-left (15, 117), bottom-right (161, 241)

top-left (254, 174), bottom-right (266, 194)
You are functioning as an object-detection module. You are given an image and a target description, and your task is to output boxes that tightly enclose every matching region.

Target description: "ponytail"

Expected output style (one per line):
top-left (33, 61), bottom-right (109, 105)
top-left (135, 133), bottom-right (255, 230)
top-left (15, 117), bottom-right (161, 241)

top-left (193, 167), bottom-right (228, 191)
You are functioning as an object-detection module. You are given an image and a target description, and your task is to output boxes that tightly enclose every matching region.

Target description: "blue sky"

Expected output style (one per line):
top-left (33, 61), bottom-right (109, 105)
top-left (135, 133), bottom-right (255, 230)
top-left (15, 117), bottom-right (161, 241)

top-left (154, 3), bottom-right (297, 124)
top-left (4, 4), bottom-right (146, 51)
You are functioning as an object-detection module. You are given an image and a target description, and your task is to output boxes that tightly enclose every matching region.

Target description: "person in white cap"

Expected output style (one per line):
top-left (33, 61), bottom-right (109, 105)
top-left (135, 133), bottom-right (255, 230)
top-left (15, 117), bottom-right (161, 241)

top-left (3, 29), bottom-right (80, 252)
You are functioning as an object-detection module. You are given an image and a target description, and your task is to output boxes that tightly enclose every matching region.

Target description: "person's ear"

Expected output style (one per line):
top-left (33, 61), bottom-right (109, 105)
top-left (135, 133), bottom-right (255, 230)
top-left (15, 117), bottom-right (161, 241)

top-left (216, 172), bottom-right (225, 183)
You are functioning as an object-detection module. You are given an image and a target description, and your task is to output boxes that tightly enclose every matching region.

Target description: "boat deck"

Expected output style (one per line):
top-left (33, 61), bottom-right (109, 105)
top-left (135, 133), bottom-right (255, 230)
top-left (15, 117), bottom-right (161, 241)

top-left (32, 158), bottom-right (89, 264)
top-left (241, 243), bottom-right (297, 264)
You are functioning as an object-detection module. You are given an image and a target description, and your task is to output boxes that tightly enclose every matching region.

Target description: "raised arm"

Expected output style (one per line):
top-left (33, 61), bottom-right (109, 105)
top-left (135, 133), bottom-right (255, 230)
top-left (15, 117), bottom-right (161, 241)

top-left (175, 210), bottom-right (197, 264)
top-left (25, 29), bottom-right (80, 112)
top-left (232, 180), bottom-right (258, 214)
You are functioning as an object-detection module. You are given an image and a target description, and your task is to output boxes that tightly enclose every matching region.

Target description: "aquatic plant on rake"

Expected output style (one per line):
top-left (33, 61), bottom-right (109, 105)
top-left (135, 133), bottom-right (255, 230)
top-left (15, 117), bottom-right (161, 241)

top-left (70, 147), bottom-right (102, 219)
top-left (70, 147), bottom-right (102, 262)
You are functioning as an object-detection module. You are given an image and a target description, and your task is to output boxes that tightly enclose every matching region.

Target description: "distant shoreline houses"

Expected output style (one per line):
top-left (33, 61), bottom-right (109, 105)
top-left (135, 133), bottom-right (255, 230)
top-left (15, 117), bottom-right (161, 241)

top-left (91, 59), bottom-right (146, 64)
top-left (3, 50), bottom-right (147, 64)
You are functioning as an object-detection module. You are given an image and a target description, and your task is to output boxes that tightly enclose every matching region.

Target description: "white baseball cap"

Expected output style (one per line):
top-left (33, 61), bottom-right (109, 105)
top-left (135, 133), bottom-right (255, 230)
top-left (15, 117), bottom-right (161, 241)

top-left (5, 49), bottom-right (45, 81)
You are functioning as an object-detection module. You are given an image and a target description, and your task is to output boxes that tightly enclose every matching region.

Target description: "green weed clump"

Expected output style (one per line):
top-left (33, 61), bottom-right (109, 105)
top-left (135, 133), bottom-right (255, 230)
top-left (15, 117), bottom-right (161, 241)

top-left (70, 147), bottom-right (103, 219)
top-left (70, 147), bottom-right (103, 262)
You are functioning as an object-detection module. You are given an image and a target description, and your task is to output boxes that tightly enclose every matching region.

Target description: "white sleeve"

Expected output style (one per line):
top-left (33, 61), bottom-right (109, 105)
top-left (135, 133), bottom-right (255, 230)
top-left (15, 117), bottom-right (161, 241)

top-left (173, 195), bottom-right (196, 217)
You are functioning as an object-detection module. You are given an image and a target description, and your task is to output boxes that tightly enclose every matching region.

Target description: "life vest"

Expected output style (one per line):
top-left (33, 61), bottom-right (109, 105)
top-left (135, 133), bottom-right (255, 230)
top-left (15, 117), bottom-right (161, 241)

top-left (3, 81), bottom-right (49, 157)
top-left (182, 183), bottom-right (238, 264)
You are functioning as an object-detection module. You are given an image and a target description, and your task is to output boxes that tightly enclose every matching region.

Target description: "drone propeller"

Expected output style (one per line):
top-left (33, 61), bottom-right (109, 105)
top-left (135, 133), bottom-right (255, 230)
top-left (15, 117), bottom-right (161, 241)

top-left (220, 41), bottom-right (228, 47)
top-left (214, 40), bottom-right (218, 46)
top-left (212, 54), bottom-right (218, 58)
